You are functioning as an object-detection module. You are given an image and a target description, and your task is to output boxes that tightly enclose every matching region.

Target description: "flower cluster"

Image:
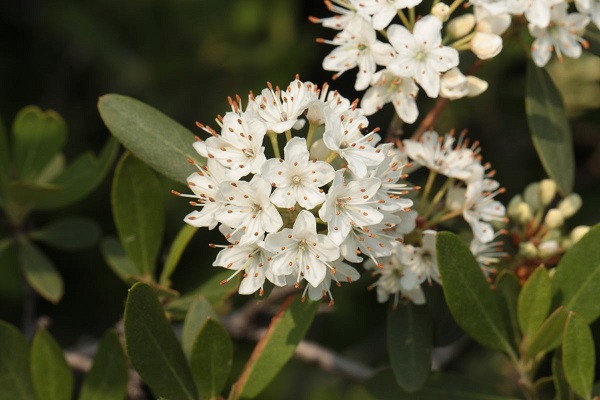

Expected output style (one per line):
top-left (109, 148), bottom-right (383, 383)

top-left (178, 77), bottom-right (418, 304)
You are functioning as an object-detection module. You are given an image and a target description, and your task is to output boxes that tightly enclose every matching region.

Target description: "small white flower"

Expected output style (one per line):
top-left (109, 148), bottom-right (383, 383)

top-left (360, 70), bottom-right (419, 123)
top-left (261, 137), bottom-right (335, 209)
top-left (263, 210), bottom-right (340, 288)
top-left (356, 0), bottom-right (423, 30)
top-left (470, 231), bottom-right (507, 275)
top-left (309, 0), bottom-right (366, 30)
top-left (400, 230), bottom-right (441, 288)
top-left (339, 222), bottom-right (400, 265)
top-left (575, 0), bottom-right (600, 29)
top-left (305, 258), bottom-right (360, 304)
top-left (440, 68), bottom-right (489, 99)
top-left (523, 0), bottom-right (565, 28)
top-left (387, 16), bottom-right (459, 98)
top-left (306, 82), bottom-right (353, 126)
top-left (183, 159), bottom-right (230, 229)
top-left (463, 179), bottom-right (506, 243)
top-left (368, 143), bottom-right (414, 212)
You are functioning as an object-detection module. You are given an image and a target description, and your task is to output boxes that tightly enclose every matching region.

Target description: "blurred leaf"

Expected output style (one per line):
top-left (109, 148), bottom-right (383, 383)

top-left (35, 154), bottom-right (65, 184)
top-left (0, 115), bottom-right (10, 187)
top-left (182, 296), bottom-right (218, 361)
top-left (387, 302), bottom-right (431, 393)
top-left (0, 320), bottom-right (36, 400)
top-left (79, 330), bottom-right (128, 400)
top-left (0, 241), bottom-right (22, 305)
top-left (165, 270), bottom-right (240, 319)
top-left (124, 282), bottom-right (198, 400)
top-left (230, 295), bottom-right (319, 399)
top-left (37, 137), bottom-right (119, 210)
top-left (423, 284), bottom-right (464, 347)
top-left (525, 61), bottom-right (574, 195)
top-left (30, 217), bottom-right (101, 251)
top-left (518, 267), bottom-right (551, 339)
top-left (159, 224), bottom-right (198, 286)
top-left (98, 94), bottom-right (200, 184)
top-left (585, 25), bottom-right (600, 57)
top-left (112, 152), bottom-right (165, 276)
top-left (18, 239), bottom-right (63, 303)
top-left (190, 318), bottom-right (233, 400)
top-left (100, 236), bottom-right (141, 284)
top-left (436, 232), bottom-right (511, 353)
top-left (552, 223), bottom-right (600, 323)
top-left (553, 348), bottom-right (582, 400)
top-left (4, 181), bottom-right (61, 211)
top-left (495, 270), bottom-right (521, 349)
top-left (365, 369), bottom-right (514, 400)
top-left (12, 106), bottom-right (67, 182)
top-left (31, 328), bottom-right (73, 400)
top-left (526, 306), bottom-right (568, 357)
top-left (562, 312), bottom-right (595, 398)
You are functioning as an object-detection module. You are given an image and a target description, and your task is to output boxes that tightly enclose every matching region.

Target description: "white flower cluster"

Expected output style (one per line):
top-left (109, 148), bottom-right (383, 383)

top-left (178, 77), bottom-right (417, 304)
top-left (366, 130), bottom-right (507, 305)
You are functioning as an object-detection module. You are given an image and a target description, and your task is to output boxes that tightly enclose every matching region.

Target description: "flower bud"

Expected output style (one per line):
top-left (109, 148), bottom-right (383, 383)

top-left (431, 2), bottom-right (451, 22)
top-left (440, 68), bottom-right (469, 100)
top-left (519, 241), bottom-right (538, 258)
top-left (544, 208), bottom-right (564, 229)
top-left (523, 182), bottom-right (541, 210)
top-left (466, 76), bottom-right (488, 97)
top-left (507, 194), bottom-right (524, 219)
top-left (476, 13), bottom-right (511, 35)
top-left (558, 193), bottom-right (582, 218)
top-left (446, 14), bottom-right (476, 38)
top-left (539, 179), bottom-right (557, 205)
top-left (570, 225), bottom-right (590, 243)
top-left (446, 185), bottom-right (466, 210)
top-left (471, 32), bottom-right (503, 60)
top-left (516, 202), bottom-right (533, 225)
top-left (538, 240), bottom-right (559, 258)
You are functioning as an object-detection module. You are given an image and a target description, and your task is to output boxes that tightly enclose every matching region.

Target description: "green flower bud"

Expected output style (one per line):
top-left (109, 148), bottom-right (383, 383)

top-left (558, 193), bottom-right (582, 218)
top-left (539, 179), bottom-right (557, 205)
top-left (544, 208), bottom-right (564, 229)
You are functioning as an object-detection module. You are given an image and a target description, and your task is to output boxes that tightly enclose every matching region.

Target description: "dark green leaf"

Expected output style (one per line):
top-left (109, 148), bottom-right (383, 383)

top-left (495, 270), bottom-right (521, 349)
top-left (12, 106), bottom-right (67, 181)
top-left (387, 302), bottom-right (431, 393)
top-left (436, 232), bottom-right (511, 353)
top-left (159, 224), bottom-right (198, 286)
top-left (30, 217), bottom-right (101, 251)
top-left (124, 282), bottom-right (198, 400)
top-left (100, 236), bottom-right (141, 284)
top-left (37, 137), bottom-right (119, 210)
top-left (553, 348), bottom-right (582, 400)
top-left (0, 115), bottom-right (10, 187)
top-left (0, 320), bottom-right (36, 400)
top-left (79, 330), bottom-right (128, 400)
top-left (31, 328), bottom-right (73, 400)
top-left (230, 295), bottom-right (319, 399)
top-left (518, 267), bottom-right (551, 338)
top-left (112, 153), bottom-right (165, 276)
top-left (526, 306), bottom-right (568, 357)
top-left (423, 284), bottom-right (464, 347)
top-left (562, 312), bottom-right (595, 398)
top-left (182, 296), bottom-right (218, 361)
top-left (190, 318), bottom-right (233, 400)
top-left (525, 61), bottom-right (574, 195)
top-left (553, 223), bottom-right (600, 323)
top-left (18, 239), bottom-right (64, 303)
top-left (0, 241), bottom-right (23, 304)
top-left (4, 181), bottom-right (61, 217)
top-left (98, 94), bottom-right (201, 184)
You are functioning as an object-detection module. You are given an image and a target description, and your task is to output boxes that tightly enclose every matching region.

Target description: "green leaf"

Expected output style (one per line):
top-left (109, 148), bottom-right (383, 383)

top-left (124, 282), bottom-right (198, 400)
top-left (31, 328), bottom-right (73, 400)
top-left (423, 285), bottom-right (464, 347)
top-left (35, 153), bottom-right (66, 184)
top-left (526, 306), bottom-right (569, 357)
top-left (562, 312), bottom-right (595, 398)
top-left (30, 217), bottom-right (101, 251)
top-left (0, 115), bottom-right (10, 187)
top-left (18, 239), bottom-right (64, 303)
top-left (525, 61), bottom-right (574, 195)
top-left (387, 302), bottom-right (432, 393)
top-left (436, 232), bottom-right (511, 353)
top-left (37, 137), bottom-right (119, 210)
top-left (100, 236), bottom-right (141, 284)
top-left (553, 348), bottom-right (582, 400)
top-left (230, 295), bottom-right (319, 399)
top-left (112, 153), bottom-right (165, 276)
top-left (12, 106), bottom-right (67, 182)
top-left (182, 296), bottom-right (218, 361)
top-left (4, 181), bottom-right (61, 212)
top-left (0, 320), bottom-right (36, 400)
top-left (159, 224), bottom-right (198, 286)
top-left (518, 267), bottom-right (551, 338)
top-left (98, 94), bottom-right (201, 184)
top-left (190, 318), bottom-right (233, 400)
top-left (79, 330), bottom-right (128, 400)
top-left (553, 223), bottom-right (600, 323)
top-left (495, 270), bottom-right (521, 349)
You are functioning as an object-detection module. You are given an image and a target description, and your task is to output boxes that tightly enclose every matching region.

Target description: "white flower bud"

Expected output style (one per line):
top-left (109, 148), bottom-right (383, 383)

top-left (538, 240), bottom-right (560, 258)
top-left (558, 193), bottom-right (582, 218)
top-left (539, 179), bottom-right (557, 205)
top-left (440, 68), bottom-right (469, 100)
top-left (570, 225), bottom-right (590, 243)
top-left (471, 32), bottom-right (503, 60)
top-left (466, 76), bottom-right (488, 97)
top-left (431, 3), bottom-right (451, 22)
top-left (519, 241), bottom-right (538, 258)
top-left (523, 182), bottom-right (541, 210)
top-left (446, 14), bottom-right (476, 38)
top-left (446, 185), bottom-right (466, 211)
top-left (516, 202), bottom-right (533, 225)
top-left (476, 14), bottom-right (511, 35)
top-left (544, 208), bottom-right (564, 229)
top-left (507, 194), bottom-right (524, 219)
top-left (561, 237), bottom-right (573, 250)
top-left (310, 138), bottom-right (331, 161)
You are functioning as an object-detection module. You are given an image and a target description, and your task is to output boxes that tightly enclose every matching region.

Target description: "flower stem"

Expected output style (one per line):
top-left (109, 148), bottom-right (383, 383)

top-left (397, 10), bottom-right (412, 30)
top-left (285, 129), bottom-right (293, 143)
top-left (423, 177), bottom-right (454, 218)
top-left (267, 131), bottom-right (281, 159)
top-left (418, 170), bottom-right (437, 214)
top-left (448, 0), bottom-right (465, 14)
top-left (409, 7), bottom-right (416, 30)
top-left (426, 208), bottom-right (463, 227)
top-left (306, 123), bottom-right (316, 148)
top-left (325, 151), bottom-right (339, 164)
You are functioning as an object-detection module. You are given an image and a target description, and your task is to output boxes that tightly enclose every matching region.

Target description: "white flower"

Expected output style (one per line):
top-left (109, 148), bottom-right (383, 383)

top-left (387, 16), bottom-right (459, 98)
top-left (523, 0), bottom-right (565, 28)
top-left (305, 258), bottom-right (360, 304)
top-left (440, 68), bottom-right (489, 100)
top-left (321, 17), bottom-right (395, 90)
top-left (204, 111), bottom-right (267, 179)
top-left (368, 143), bottom-right (414, 212)
top-left (263, 210), bottom-right (340, 287)
top-left (251, 78), bottom-right (318, 133)
top-left (216, 175), bottom-right (283, 244)
top-left (340, 222), bottom-right (401, 265)
top-left (319, 169), bottom-right (384, 245)
top-left (463, 179), bottom-right (506, 243)
top-left (400, 230), bottom-right (441, 288)
top-left (323, 109), bottom-right (384, 177)
top-left (356, 0), bottom-right (423, 30)
top-left (575, 0), bottom-right (600, 28)
top-left (360, 70), bottom-right (419, 123)
top-left (470, 231), bottom-right (507, 275)
top-left (309, 0), bottom-right (366, 30)
top-left (306, 82), bottom-right (353, 126)
top-left (529, 3), bottom-right (590, 67)
top-left (183, 159), bottom-right (230, 229)
top-left (261, 137), bottom-right (335, 209)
